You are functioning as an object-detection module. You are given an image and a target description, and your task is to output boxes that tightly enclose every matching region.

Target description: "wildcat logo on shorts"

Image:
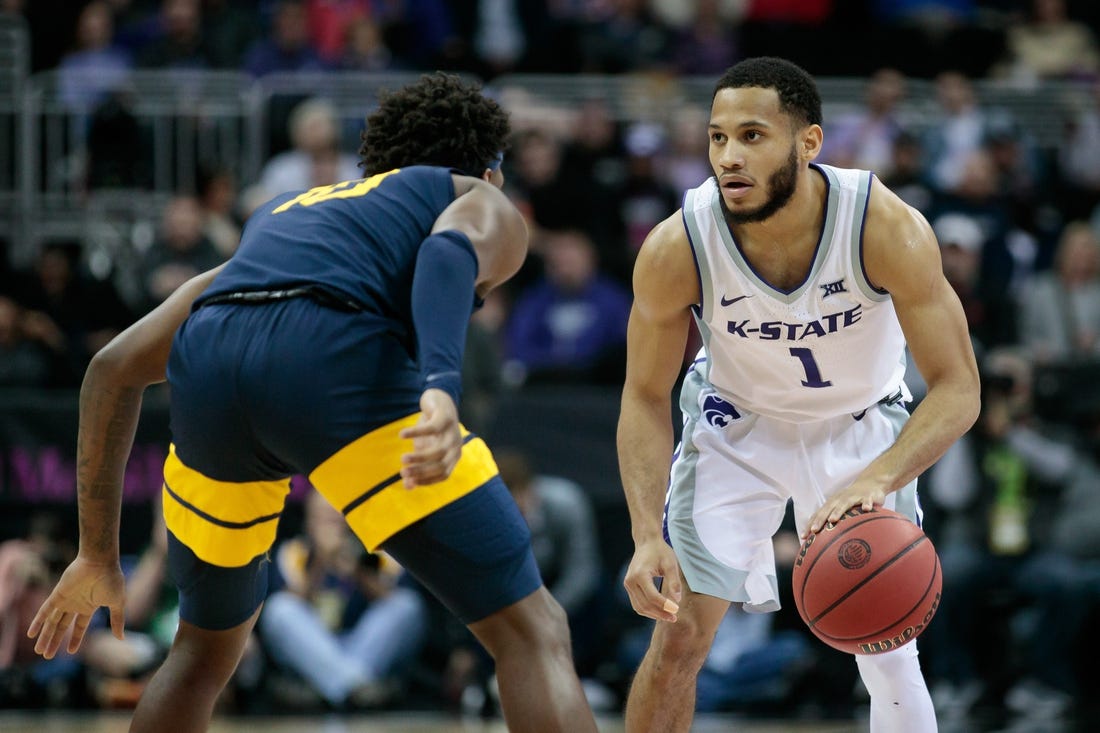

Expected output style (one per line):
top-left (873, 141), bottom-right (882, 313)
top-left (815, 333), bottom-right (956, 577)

top-left (837, 539), bottom-right (871, 569)
top-left (702, 395), bottom-right (740, 428)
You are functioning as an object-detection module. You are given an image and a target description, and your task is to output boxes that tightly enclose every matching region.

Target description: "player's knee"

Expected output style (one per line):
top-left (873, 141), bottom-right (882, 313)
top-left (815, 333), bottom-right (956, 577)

top-left (477, 587), bottom-right (571, 659)
top-left (651, 617), bottom-right (714, 669)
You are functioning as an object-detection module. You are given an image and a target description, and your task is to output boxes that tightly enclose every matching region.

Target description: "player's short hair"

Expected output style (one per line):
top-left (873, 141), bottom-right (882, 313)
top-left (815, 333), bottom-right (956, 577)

top-left (713, 57), bottom-right (823, 128)
top-left (359, 72), bottom-right (510, 176)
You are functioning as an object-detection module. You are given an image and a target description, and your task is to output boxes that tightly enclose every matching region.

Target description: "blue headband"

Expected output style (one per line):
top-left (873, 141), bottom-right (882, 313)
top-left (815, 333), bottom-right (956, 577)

top-left (487, 151), bottom-right (504, 172)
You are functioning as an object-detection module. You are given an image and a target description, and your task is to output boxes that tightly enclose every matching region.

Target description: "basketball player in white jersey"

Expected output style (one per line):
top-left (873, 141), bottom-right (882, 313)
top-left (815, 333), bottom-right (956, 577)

top-left (618, 57), bottom-right (980, 732)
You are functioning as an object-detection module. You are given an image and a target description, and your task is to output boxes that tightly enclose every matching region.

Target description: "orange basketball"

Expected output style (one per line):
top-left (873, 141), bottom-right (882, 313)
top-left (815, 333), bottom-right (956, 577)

top-left (792, 507), bottom-right (942, 655)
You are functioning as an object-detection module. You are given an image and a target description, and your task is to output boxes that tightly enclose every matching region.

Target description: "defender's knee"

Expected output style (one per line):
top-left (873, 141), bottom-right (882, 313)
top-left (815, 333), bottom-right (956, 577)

top-left (474, 588), bottom-right (572, 660)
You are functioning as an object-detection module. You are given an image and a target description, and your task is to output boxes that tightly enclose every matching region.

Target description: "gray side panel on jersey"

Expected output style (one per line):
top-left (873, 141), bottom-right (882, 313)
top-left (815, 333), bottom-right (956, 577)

top-left (708, 174), bottom-right (841, 305)
top-left (683, 188), bottom-right (715, 324)
top-left (848, 171), bottom-right (889, 302)
top-left (879, 399), bottom-right (923, 526)
top-left (668, 368), bottom-right (780, 608)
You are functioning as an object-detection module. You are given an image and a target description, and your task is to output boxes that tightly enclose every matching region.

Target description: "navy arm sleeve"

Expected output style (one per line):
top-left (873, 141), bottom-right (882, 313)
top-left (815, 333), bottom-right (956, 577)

top-left (410, 229), bottom-right (479, 405)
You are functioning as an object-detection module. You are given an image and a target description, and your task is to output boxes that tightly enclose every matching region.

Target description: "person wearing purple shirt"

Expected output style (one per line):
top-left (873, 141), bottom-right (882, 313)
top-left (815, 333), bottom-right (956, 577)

top-left (505, 228), bottom-right (632, 384)
top-left (242, 0), bottom-right (328, 77)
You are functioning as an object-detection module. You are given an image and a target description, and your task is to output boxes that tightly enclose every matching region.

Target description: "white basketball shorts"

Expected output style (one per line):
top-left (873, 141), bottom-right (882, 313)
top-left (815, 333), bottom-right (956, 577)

top-left (665, 364), bottom-right (920, 613)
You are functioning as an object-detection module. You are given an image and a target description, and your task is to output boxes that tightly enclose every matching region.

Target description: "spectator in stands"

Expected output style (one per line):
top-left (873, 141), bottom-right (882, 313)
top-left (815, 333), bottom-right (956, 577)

top-left (0, 513), bottom-right (79, 708)
top-left (664, 0), bottom-right (741, 76)
top-left (0, 295), bottom-right (58, 388)
top-left (923, 349), bottom-right (1092, 723)
top-left (258, 97), bottom-right (361, 196)
top-left (619, 122), bottom-right (680, 256)
top-left (134, 0), bottom-right (212, 69)
top-left (461, 292), bottom-right (507, 436)
top-left (1017, 221), bottom-right (1100, 364)
top-left (57, 1), bottom-right (133, 118)
top-left (242, 0), bottom-right (327, 77)
top-left (196, 165), bottom-right (242, 258)
top-left (138, 196), bottom-right (224, 311)
top-left (929, 149), bottom-right (1034, 308)
top-left (80, 499), bottom-right (176, 708)
top-left (259, 491), bottom-right (426, 710)
top-left (661, 104), bottom-right (711, 198)
top-left (495, 448), bottom-right (601, 632)
top-left (508, 127), bottom-right (616, 272)
top-left (504, 228), bottom-right (631, 385)
top-left (447, 0), bottom-right (558, 78)
top-left (578, 0), bottom-right (670, 74)
top-left (305, 0), bottom-right (369, 66)
top-left (982, 111), bottom-right (1049, 218)
top-left (923, 71), bottom-right (990, 195)
top-left (819, 67), bottom-right (907, 178)
top-left (13, 241), bottom-right (134, 386)
top-left (200, 0), bottom-right (259, 69)
top-left (82, 497), bottom-right (262, 710)
top-left (1057, 80), bottom-right (1100, 221)
top-left (85, 91), bottom-right (150, 190)
top-left (495, 448), bottom-right (608, 691)
top-left (996, 0), bottom-right (1100, 83)
top-left (881, 129), bottom-right (934, 213)
top-left (933, 212), bottom-right (1017, 353)
top-left (340, 15), bottom-right (399, 72)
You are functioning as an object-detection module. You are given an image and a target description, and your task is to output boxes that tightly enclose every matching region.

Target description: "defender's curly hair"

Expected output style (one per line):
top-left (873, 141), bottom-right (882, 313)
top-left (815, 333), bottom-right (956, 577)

top-left (714, 57), bottom-right (822, 128)
top-left (358, 72), bottom-right (511, 176)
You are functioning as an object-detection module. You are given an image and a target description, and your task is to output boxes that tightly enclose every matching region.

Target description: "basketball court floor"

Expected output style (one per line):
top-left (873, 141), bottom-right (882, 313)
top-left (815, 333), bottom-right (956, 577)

top-left (0, 712), bottom-right (865, 733)
top-left (1, 710), bottom-right (1092, 732)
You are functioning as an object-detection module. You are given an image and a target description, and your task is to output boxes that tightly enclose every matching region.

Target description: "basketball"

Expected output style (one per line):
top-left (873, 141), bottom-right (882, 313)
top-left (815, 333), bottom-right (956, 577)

top-left (792, 507), bottom-right (941, 655)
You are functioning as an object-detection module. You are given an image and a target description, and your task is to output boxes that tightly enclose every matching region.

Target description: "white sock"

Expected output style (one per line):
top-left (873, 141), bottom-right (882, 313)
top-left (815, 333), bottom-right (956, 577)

top-left (855, 642), bottom-right (938, 733)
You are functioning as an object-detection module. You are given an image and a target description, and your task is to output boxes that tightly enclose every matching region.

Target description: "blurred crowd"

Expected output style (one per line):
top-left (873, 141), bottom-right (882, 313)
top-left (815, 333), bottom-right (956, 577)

top-left (2, 0), bottom-right (1100, 727)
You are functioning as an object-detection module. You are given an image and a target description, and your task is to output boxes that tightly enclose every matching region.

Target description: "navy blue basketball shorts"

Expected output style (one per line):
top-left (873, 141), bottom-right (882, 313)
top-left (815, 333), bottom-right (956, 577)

top-left (163, 297), bottom-right (541, 629)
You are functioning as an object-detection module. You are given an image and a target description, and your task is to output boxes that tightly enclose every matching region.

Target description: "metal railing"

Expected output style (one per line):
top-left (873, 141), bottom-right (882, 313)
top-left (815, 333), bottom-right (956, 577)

top-left (0, 16), bottom-right (1094, 270)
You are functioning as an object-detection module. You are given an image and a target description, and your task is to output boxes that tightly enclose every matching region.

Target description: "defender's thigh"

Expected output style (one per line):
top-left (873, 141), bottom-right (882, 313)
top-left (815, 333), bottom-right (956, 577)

top-left (381, 476), bottom-right (542, 625)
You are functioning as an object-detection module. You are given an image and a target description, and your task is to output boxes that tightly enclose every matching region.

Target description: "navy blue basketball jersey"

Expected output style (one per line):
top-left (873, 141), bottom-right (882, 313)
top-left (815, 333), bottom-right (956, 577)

top-left (197, 166), bottom-right (457, 331)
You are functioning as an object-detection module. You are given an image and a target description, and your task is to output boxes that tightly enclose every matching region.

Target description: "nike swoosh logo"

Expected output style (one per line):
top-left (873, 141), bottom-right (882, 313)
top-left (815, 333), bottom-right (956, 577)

top-left (720, 294), bottom-right (753, 307)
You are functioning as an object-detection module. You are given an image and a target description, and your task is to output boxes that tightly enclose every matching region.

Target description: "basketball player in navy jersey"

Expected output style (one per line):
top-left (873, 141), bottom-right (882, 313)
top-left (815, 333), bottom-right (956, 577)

top-left (618, 58), bottom-right (980, 731)
top-left (27, 73), bottom-right (597, 733)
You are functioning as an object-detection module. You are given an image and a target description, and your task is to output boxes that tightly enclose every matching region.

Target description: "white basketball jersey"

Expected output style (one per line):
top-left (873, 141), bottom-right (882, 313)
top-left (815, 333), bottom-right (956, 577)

top-left (682, 164), bottom-right (908, 423)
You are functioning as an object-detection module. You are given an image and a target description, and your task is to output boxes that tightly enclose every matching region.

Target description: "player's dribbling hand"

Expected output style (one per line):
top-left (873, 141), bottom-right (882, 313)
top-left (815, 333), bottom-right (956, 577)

top-left (27, 556), bottom-right (126, 659)
top-left (804, 482), bottom-right (887, 539)
top-left (399, 388), bottom-right (463, 488)
top-left (623, 538), bottom-right (682, 623)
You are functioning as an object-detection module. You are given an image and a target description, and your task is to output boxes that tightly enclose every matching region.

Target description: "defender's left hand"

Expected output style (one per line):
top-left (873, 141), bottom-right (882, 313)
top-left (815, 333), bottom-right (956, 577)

top-left (399, 388), bottom-right (463, 487)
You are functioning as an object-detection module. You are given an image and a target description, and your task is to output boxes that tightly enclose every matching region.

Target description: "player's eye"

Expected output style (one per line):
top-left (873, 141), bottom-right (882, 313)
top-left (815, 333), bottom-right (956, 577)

top-left (710, 132), bottom-right (726, 144)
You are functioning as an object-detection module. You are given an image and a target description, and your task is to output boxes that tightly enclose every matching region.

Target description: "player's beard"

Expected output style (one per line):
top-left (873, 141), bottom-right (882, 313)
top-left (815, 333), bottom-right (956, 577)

top-left (719, 144), bottom-right (800, 226)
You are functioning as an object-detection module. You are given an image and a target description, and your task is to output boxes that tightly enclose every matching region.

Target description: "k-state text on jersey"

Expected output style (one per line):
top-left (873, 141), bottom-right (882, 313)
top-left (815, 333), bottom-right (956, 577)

top-left (726, 303), bottom-right (862, 340)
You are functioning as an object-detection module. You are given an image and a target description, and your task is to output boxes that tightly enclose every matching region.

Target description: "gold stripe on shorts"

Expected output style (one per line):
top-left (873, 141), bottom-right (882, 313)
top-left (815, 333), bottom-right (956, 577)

top-left (308, 413), bottom-right (498, 551)
top-left (162, 444), bottom-right (291, 567)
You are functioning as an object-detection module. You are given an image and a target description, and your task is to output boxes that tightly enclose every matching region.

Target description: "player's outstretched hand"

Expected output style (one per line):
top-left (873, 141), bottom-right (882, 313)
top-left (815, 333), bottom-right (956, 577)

top-left (623, 538), bottom-right (682, 623)
top-left (27, 556), bottom-right (126, 659)
top-left (399, 388), bottom-right (463, 488)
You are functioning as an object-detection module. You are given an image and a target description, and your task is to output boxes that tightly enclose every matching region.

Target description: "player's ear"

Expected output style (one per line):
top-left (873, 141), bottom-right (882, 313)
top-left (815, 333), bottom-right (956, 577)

top-left (801, 124), bottom-right (823, 162)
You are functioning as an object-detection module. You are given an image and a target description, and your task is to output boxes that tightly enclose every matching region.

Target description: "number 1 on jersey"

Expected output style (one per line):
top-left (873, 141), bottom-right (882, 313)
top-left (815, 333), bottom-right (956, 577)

top-left (789, 347), bottom-right (832, 388)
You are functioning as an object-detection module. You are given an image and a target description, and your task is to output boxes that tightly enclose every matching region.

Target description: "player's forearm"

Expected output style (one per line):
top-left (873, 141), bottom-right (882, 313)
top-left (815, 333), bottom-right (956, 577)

top-left (864, 379), bottom-right (980, 494)
top-left (617, 392), bottom-right (676, 543)
top-left (75, 358), bottom-right (146, 563)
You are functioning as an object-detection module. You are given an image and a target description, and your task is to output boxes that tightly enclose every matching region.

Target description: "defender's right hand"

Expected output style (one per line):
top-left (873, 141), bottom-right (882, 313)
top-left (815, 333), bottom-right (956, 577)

top-left (27, 556), bottom-right (126, 658)
top-left (623, 539), bottom-right (682, 623)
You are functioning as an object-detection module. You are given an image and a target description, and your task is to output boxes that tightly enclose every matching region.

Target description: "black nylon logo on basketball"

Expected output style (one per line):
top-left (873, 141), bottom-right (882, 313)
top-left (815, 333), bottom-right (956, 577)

top-left (837, 539), bottom-right (871, 569)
